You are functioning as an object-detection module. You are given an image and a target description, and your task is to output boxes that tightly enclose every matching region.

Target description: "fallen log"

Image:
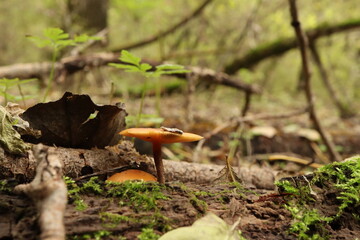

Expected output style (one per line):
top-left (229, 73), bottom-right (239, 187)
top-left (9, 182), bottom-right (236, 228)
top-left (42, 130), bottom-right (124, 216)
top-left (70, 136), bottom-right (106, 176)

top-left (0, 142), bottom-right (276, 190)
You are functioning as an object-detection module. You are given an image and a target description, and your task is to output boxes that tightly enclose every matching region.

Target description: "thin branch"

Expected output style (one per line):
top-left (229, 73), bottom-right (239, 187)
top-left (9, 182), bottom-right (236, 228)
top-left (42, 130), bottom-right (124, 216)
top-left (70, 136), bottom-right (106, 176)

top-left (204, 108), bottom-right (308, 139)
top-left (308, 40), bottom-right (355, 118)
top-left (111, 0), bottom-right (213, 52)
top-left (288, 0), bottom-right (341, 162)
top-left (241, 92), bottom-right (252, 117)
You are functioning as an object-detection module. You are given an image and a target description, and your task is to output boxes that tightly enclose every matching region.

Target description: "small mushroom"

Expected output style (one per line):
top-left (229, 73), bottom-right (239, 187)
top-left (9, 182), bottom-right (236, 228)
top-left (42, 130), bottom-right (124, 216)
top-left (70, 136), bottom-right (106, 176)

top-left (119, 127), bottom-right (203, 184)
top-left (107, 169), bottom-right (157, 183)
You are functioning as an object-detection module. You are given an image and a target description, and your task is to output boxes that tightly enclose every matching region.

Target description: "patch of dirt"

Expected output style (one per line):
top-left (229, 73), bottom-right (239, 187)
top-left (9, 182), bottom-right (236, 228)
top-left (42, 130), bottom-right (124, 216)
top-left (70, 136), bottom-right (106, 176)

top-left (1, 180), bottom-right (359, 239)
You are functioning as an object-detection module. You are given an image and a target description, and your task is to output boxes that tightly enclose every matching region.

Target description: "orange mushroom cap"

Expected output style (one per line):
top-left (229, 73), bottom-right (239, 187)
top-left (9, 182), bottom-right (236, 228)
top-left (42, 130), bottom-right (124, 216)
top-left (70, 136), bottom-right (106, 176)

top-left (119, 127), bottom-right (203, 144)
top-left (107, 169), bottom-right (157, 183)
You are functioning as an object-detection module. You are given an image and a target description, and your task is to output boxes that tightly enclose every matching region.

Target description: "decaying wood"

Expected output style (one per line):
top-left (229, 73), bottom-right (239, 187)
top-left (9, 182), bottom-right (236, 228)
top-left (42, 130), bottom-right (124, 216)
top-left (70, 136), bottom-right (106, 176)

top-left (288, 0), bottom-right (341, 162)
top-left (14, 144), bottom-right (67, 240)
top-left (0, 142), bottom-right (277, 190)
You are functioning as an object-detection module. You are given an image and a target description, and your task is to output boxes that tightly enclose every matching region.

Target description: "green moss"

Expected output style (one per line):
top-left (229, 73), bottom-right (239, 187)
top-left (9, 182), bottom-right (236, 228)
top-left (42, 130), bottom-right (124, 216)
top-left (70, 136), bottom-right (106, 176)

top-left (286, 206), bottom-right (332, 240)
top-left (0, 180), bottom-right (13, 194)
top-left (70, 230), bottom-right (112, 240)
top-left (276, 179), bottom-right (314, 204)
top-left (177, 183), bottom-right (208, 212)
top-left (100, 212), bottom-right (136, 228)
top-left (80, 177), bottom-right (103, 195)
top-left (137, 228), bottom-right (160, 240)
top-left (64, 176), bottom-right (88, 211)
top-left (313, 156), bottom-right (360, 218)
top-left (276, 156), bottom-right (360, 239)
top-left (106, 181), bottom-right (169, 211)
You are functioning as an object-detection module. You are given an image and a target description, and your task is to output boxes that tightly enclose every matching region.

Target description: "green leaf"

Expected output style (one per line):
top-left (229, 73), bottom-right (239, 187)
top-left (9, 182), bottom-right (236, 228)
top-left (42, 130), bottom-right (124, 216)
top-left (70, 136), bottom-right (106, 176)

top-left (119, 50), bottom-right (141, 66)
top-left (26, 36), bottom-right (52, 48)
top-left (43, 28), bottom-right (69, 41)
top-left (0, 78), bottom-right (20, 87)
top-left (139, 63), bottom-right (152, 72)
top-left (109, 63), bottom-right (141, 73)
top-left (154, 64), bottom-right (190, 76)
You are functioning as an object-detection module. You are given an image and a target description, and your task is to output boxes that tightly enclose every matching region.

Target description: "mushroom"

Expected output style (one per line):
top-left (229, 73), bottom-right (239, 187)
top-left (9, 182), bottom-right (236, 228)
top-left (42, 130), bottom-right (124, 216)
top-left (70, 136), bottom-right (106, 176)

top-left (119, 127), bottom-right (203, 184)
top-left (107, 169), bottom-right (157, 183)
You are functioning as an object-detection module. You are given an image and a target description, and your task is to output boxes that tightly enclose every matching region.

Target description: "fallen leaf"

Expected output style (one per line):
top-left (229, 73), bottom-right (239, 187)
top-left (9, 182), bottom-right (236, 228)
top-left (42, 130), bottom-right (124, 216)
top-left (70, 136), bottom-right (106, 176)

top-left (250, 126), bottom-right (277, 138)
top-left (159, 212), bottom-right (243, 240)
top-left (21, 92), bottom-right (127, 148)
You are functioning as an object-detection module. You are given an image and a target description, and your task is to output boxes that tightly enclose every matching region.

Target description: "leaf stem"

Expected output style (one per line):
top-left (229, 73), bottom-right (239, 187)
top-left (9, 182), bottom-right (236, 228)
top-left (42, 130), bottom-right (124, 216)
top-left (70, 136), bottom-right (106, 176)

top-left (42, 49), bottom-right (58, 102)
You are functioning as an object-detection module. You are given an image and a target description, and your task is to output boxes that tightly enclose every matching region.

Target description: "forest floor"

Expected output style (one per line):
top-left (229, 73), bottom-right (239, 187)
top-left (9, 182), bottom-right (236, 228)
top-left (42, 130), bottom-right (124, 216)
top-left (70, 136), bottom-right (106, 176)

top-left (0, 92), bottom-right (360, 240)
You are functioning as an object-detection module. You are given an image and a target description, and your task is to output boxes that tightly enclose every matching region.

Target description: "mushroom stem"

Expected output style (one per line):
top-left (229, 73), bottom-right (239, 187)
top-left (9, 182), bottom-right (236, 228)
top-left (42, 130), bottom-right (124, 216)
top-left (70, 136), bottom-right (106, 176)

top-left (152, 142), bottom-right (165, 184)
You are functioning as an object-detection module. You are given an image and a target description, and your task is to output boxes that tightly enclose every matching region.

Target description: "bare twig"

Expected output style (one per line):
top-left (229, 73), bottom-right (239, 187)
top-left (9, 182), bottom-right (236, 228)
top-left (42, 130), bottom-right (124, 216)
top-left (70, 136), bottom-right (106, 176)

top-left (241, 92), bottom-right (252, 117)
top-left (288, 0), bottom-right (341, 162)
top-left (111, 0), bottom-right (213, 52)
top-left (204, 108), bottom-right (308, 139)
top-left (308, 40), bottom-right (354, 118)
top-left (14, 144), bottom-right (67, 240)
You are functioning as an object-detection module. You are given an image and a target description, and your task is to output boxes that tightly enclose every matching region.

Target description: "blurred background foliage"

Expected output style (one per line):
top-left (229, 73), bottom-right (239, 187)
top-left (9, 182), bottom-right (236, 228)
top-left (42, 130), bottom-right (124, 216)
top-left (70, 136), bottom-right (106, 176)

top-left (0, 0), bottom-right (359, 120)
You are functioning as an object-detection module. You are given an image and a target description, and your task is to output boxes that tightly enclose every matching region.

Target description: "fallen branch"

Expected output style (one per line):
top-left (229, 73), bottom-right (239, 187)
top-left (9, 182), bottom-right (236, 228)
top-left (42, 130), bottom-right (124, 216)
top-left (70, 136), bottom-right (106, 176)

top-left (0, 53), bottom-right (260, 94)
top-left (14, 144), bottom-right (67, 240)
top-left (224, 19), bottom-right (360, 74)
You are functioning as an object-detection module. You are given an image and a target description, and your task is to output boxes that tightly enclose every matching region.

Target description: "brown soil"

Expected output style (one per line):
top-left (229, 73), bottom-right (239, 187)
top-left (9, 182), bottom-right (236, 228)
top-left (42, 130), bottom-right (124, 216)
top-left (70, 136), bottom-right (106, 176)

top-left (1, 179), bottom-right (359, 240)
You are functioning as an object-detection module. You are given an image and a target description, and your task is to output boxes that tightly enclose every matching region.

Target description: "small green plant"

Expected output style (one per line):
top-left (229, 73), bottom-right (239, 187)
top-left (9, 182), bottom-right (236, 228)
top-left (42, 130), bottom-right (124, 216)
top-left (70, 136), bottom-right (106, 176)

top-left (109, 50), bottom-right (189, 127)
top-left (137, 228), bottom-right (160, 240)
top-left (64, 176), bottom-right (88, 211)
top-left (0, 78), bottom-right (36, 104)
top-left (27, 28), bottom-right (100, 101)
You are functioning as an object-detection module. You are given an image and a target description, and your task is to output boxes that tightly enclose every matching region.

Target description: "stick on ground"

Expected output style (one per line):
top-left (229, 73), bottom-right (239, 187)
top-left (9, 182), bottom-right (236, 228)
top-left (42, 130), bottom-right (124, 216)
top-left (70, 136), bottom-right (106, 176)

top-left (14, 144), bottom-right (67, 240)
